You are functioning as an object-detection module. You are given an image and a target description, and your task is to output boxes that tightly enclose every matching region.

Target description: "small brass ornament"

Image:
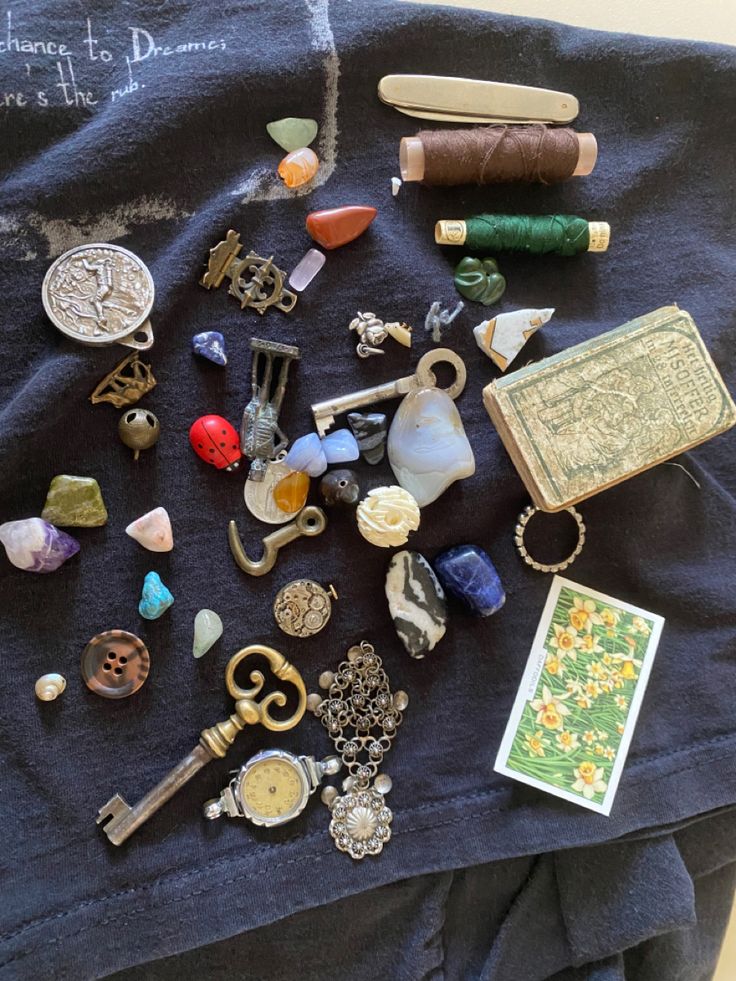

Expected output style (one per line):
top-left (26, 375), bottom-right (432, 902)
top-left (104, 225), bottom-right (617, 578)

top-left (118, 407), bottom-right (160, 460)
top-left (89, 351), bottom-right (157, 408)
top-left (200, 230), bottom-right (297, 315)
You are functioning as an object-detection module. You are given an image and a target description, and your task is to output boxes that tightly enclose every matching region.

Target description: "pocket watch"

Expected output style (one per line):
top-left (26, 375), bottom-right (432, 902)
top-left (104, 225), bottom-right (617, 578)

top-left (203, 749), bottom-right (341, 827)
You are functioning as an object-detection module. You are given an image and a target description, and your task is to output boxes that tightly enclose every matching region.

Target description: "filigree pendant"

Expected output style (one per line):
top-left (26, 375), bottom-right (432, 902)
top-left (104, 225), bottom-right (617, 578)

top-left (328, 787), bottom-right (393, 860)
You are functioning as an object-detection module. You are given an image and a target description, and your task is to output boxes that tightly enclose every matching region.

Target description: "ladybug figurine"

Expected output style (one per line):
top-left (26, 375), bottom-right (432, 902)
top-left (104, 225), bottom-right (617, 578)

top-left (189, 415), bottom-right (242, 471)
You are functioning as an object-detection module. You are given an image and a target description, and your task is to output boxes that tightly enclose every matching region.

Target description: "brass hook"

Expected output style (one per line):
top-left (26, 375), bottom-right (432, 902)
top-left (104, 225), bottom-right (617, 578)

top-left (228, 505), bottom-right (327, 576)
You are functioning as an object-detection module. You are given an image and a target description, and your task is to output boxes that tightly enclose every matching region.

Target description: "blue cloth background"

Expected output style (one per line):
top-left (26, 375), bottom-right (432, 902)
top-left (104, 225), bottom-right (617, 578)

top-left (1, 1), bottom-right (735, 978)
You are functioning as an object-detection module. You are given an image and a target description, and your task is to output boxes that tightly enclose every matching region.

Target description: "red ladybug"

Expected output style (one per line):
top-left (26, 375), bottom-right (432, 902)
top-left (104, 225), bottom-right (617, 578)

top-left (189, 415), bottom-right (242, 471)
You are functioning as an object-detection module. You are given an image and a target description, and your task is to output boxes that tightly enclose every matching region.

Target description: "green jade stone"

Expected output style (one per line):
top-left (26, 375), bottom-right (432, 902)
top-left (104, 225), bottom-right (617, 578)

top-left (266, 117), bottom-right (318, 153)
top-left (454, 256), bottom-right (506, 306)
top-left (41, 475), bottom-right (108, 527)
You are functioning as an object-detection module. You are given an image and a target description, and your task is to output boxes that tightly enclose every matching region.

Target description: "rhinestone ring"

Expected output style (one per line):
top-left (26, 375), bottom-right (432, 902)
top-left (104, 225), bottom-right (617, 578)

top-left (514, 505), bottom-right (586, 574)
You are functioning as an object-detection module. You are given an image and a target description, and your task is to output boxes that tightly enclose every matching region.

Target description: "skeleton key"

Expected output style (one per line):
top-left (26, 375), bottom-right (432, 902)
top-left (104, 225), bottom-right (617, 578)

top-left (96, 645), bottom-right (306, 845)
top-left (311, 348), bottom-right (467, 436)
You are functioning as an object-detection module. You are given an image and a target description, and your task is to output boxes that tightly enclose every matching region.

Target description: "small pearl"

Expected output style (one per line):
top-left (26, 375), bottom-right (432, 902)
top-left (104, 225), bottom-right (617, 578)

top-left (318, 671), bottom-right (335, 689)
top-left (374, 774), bottom-right (393, 795)
top-left (321, 786), bottom-right (338, 807)
top-left (35, 673), bottom-right (66, 702)
top-left (393, 690), bottom-right (409, 711)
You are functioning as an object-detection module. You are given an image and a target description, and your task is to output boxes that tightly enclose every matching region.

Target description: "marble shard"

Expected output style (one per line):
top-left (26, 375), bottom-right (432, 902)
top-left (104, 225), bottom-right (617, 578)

top-left (273, 470), bottom-right (310, 514)
top-left (321, 428), bottom-right (360, 464)
top-left (348, 411), bottom-right (388, 465)
top-left (277, 147), bottom-right (319, 188)
top-left (192, 330), bottom-right (227, 366)
top-left (138, 571), bottom-right (174, 621)
top-left (384, 321), bottom-right (412, 347)
top-left (387, 387), bottom-right (475, 507)
top-left (454, 256), bottom-right (506, 306)
top-left (391, 177), bottom-right (402, 196)
top-left (193, 609), bottom-right (223, 658)
top-left (473, 308), bottom-right (554, 372)
top-left (433, 544), bottom-right (506, 617)
top-left (306, 206), bottom-right (377, 250)
top-left (41, 475), bottom-right (108, 527)
top-left (0, 517), bottom-right (79, 573)
top-left (356, 486), bottom-right (420, 548)
top-left (385, 550), bottom-right (447, 658)
top-left (319, 469), bottom-right (360, 507)
top-left (125, 507), bottom-right (174, 552)
top-left (266, 117), bottom-right (318, 153)
top-left (284, 432), bottom-right (327, 477)
top-left (289, 248), bottom-right (326, 292)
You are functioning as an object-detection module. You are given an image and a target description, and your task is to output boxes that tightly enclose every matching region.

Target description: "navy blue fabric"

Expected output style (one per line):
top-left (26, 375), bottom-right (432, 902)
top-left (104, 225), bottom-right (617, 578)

top-left (1, 1), bottom-right (735, 978)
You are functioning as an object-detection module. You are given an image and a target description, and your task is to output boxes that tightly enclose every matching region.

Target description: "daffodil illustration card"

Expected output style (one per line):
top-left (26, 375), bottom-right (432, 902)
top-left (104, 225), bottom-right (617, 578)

top-left (494, 576), bottom-right (664, 815)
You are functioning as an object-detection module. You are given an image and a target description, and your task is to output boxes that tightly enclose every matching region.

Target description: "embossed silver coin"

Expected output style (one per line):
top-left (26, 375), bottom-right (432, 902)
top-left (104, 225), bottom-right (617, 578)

top-left (273, 580), bottom-right (337, 638)
top-left (42, 243), bottom-right (155, 350)
top-left (244, 453), bottom-right (297, 525)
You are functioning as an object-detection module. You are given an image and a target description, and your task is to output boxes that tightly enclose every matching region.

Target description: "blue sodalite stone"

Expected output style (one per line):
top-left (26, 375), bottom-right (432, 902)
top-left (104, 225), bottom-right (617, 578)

top-left (321, 428), bottom-right (359, 464)
top-left (192, 331), bottom-right (227, 366)
top-left (433, 544), bottom-right (505, 617)
top-left (138, 571), bottom-right (174, 620)
top-left (284, 432), bottom-right (327, 477)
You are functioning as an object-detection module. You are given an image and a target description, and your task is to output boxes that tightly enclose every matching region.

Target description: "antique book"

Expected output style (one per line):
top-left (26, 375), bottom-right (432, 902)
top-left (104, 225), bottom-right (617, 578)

top-left (483, 306), bottom-right (736, 511)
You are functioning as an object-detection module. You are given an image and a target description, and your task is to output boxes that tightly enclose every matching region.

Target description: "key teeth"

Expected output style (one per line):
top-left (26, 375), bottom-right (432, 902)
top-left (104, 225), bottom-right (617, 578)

top-left (96, 793), bottom-right (131, 827)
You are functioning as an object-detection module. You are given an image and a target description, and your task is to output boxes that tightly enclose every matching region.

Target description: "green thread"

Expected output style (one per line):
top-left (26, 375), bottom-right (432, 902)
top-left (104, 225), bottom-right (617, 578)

top-left (465, 214), bottom-right (590, 256)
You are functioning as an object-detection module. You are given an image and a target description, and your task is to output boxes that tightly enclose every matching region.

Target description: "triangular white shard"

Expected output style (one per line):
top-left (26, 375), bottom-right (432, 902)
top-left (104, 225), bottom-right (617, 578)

top-left (474, 308), bottom-right (554, 371)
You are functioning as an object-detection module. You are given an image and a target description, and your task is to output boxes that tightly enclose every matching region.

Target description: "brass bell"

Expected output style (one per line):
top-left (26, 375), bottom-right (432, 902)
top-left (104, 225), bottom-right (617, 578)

top-left (118, 408), bottom-right (160, 460)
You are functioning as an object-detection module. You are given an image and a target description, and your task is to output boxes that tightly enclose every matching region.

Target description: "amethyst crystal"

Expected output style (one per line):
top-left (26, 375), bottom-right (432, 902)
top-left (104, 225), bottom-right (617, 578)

top-left (0, 518), bottom-right (80, 572)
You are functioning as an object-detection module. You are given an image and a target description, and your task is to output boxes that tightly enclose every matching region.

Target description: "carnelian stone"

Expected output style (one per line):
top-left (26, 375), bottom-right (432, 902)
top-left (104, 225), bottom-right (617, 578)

top-left (277, 148), bottom-right (319, 188)
top-left (305, 206), bottom-right (377, 250)
top-left (273, 470), bottom-right (310, 514)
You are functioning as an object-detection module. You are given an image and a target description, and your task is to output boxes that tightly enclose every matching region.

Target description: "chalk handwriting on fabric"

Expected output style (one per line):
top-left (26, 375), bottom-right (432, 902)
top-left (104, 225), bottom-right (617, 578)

top-left (0, 12), bottom-right (72, 56)
top-left (0, 11), bottom-right (227, 109)
top-left (128, 28), bottom-right (226, 63)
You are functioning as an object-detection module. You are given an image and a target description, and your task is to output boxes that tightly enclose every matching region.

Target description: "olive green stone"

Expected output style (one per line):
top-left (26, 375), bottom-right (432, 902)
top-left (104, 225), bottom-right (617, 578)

top-left (41, 475), bottom-right (108, 527)
top-left (266, 117), bottom-right (318, 153)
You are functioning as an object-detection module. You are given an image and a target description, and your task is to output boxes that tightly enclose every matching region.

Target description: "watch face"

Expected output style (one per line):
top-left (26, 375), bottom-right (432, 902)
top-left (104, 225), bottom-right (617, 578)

top-left (238, 753), bottom-right (308, 826)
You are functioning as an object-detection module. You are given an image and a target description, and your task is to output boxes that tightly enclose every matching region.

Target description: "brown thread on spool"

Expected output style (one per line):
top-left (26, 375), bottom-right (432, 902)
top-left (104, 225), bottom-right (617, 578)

top-left (418, 124), bottom-right (580, 186)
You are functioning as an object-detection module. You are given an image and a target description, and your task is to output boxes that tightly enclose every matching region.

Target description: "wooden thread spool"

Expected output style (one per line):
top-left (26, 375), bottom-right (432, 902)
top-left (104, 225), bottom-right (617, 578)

top-left (400, 125), bottom-right (597, 185)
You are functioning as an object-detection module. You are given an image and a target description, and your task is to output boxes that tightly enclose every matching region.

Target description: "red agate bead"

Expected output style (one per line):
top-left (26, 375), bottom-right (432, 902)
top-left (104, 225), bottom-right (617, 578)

top-left (189, 415), bottom-right (242, 471)
top-left (305, 206), bottom-right (377, 250)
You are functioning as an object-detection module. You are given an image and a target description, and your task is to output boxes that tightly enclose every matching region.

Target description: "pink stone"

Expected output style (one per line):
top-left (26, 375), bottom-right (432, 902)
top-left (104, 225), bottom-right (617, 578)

top-left (125, 507), bottom-right (173, 552)
top-left (289, 249), bottom-right (326, 292)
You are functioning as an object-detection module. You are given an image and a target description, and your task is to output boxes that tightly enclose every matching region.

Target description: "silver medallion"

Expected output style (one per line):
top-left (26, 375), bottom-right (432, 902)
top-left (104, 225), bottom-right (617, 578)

top-left (328, 788), bottom-right (393, 860)
top-left (243, 453), bottom-right (299, 524)
top-left (42, 243), bottom-right (155, 350)
top-left (273, 580), bottom-right (337, 638)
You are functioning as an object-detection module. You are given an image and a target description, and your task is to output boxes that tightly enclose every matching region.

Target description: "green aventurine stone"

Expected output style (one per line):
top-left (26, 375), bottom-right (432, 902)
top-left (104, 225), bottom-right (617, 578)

top-left (266, 117), bottom-right (318, 153)
top-left (41, 475), bottom-right (108, 527)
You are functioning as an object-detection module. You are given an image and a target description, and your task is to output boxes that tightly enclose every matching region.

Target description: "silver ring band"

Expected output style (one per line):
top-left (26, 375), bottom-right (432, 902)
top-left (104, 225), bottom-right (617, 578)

top-left (514, 505), bottom-right (586, 573)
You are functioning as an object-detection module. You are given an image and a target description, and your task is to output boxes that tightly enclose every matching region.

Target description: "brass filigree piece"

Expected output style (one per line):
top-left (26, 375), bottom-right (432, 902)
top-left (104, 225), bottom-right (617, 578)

top-left (89, 351), bottom-right (156, 407)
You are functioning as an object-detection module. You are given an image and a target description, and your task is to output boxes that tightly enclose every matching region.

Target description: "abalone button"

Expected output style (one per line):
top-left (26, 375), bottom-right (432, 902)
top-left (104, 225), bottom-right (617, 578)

top-left (81, 629), bottom-right (150, 698)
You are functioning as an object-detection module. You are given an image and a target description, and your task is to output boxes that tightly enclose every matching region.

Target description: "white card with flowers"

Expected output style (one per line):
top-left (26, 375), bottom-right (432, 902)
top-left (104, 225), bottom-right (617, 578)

top-left (494, 576), bottom-right (664, 815)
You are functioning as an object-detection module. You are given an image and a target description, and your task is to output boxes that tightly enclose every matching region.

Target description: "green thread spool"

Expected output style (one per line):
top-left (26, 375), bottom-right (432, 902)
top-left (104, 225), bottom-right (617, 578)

top-left (435, 215), bottom-right (610, 255)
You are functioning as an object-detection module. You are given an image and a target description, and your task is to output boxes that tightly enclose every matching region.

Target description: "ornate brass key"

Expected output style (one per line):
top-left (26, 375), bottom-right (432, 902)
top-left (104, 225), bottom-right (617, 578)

top-left (310, 348), bottom-right (467, 436)
top-left (96, 645), bottom-right (306, 845)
